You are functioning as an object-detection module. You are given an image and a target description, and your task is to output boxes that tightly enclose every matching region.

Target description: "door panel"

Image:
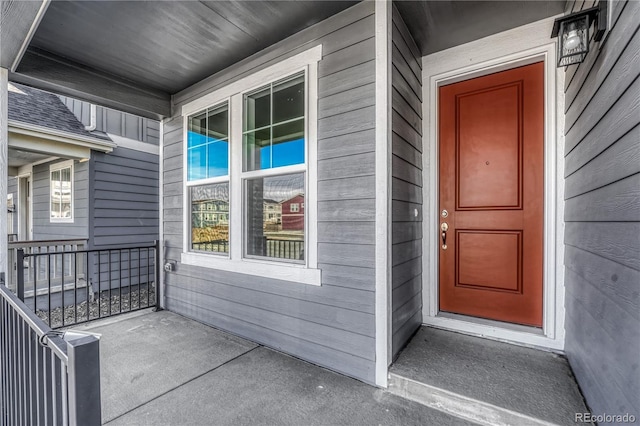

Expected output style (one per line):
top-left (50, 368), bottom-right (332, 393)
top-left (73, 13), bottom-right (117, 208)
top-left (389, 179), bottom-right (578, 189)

top-left (439, 62), bottom-right (544, 327)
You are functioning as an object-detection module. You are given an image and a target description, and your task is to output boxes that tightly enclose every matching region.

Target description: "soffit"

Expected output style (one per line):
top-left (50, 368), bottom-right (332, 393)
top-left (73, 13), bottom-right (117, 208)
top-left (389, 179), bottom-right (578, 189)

top-left (395, 1), bottom-right (567, 56)
top-left (27, 1), bottom-right (357, 94)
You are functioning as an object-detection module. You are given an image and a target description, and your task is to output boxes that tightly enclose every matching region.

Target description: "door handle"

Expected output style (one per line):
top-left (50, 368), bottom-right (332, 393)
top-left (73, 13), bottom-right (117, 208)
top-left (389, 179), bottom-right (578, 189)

top-left (441, 222), bottom-right (448, 250)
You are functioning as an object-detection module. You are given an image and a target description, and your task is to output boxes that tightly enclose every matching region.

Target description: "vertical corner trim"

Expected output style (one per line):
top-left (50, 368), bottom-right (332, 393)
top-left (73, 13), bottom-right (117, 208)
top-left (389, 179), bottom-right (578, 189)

top-left (0, 68), bottom-right (8, 275)
top-left (159, 119), bottom-right (165, 308)
top-left (374, 0), bottom-right (392, 388)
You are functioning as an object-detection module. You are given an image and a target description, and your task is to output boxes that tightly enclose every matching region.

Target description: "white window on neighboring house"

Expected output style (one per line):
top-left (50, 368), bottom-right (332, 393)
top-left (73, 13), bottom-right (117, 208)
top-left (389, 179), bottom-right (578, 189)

top-left (290, 203), bottom-right (300, 213)
top-left (181, 45), bottom-right (321, 286)
top-left (50, 160), bottom-right (74, 223)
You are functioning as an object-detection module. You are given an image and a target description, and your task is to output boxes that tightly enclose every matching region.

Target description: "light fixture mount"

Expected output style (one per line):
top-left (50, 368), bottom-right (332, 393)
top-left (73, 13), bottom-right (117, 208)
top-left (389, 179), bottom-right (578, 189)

top-left (550, 1), bottom-right (608, 67)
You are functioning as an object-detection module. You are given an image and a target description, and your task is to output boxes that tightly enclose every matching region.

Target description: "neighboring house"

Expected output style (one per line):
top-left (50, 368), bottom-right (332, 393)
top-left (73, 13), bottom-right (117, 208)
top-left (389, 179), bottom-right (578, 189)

top-left (280, 194), bottom-right (304, 231)
top-left (1, 0), bottom-right (638, 419)
top-left (5, 82), bottom-right (159, 293)
top-left (263, 198), bottom-right (282, 228)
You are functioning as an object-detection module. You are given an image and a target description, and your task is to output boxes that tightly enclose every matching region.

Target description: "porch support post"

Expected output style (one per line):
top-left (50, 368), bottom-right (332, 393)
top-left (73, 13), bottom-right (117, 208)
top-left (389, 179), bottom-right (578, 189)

top-left (0, 67), bottom-right (8, 283)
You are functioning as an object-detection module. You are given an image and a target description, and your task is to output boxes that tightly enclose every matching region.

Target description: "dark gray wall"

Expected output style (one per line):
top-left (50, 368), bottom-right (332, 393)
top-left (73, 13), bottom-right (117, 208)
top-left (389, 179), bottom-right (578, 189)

top-left (88, 147), bottom-right (159, 249)
top-left (32, 159), bottom-right (89, 240)
top-left (164, 2), bottom-right (377, 384)
top-left (59, 96), bottom-right (160, 145)
top-left (390, 6), bottom-right (423, 359)
top-left (563, 0), bottom-right (640, 417)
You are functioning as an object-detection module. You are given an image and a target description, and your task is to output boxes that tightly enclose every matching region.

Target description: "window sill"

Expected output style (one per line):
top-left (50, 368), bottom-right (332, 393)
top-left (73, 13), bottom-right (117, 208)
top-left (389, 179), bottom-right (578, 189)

top-left (180, 251), bottom-right (321, 286)
top-left (50, 218), bottom-right (74, 224)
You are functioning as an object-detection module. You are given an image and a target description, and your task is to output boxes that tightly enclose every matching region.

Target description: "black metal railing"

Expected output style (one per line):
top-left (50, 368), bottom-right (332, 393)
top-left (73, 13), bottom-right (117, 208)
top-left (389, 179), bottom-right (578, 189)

top-left (193, 238), bottom-right (304, 260)
top-left (192, 240), bottom-right (228, 253)
top-left (0, 283), bottom-right (101, 426)
top-left (15, 241), bottom-right (160, 329)
top-left (7, 239), bottom-right (88, 295)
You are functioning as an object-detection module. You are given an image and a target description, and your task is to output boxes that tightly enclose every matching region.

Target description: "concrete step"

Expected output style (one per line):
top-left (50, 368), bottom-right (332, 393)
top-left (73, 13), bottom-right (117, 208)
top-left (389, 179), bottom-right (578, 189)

top-left (387, 326), bottom-right (591, 426)
top-left (388, 372), bottom-right (558, 426)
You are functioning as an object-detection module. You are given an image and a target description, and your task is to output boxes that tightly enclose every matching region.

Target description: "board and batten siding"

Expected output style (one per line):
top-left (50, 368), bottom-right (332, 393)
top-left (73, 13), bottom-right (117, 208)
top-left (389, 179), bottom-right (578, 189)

top-left (59, 96), bottom-right (161, 145)
top-left (563, 0), bottom-right (640, 417)
top-left (390, 6), bottom-right (422, 359)
top-left (88, 147), bottom-right (159, 249)
top-left (31, 159), bottom-right (89, 240)
top-left (164, 1), bottom-right (377, 384)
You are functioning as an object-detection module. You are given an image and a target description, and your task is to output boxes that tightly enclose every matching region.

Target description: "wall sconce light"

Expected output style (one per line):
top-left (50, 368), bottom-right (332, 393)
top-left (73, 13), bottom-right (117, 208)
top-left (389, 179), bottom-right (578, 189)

top-left (551, 0), bottom-right (607, 67)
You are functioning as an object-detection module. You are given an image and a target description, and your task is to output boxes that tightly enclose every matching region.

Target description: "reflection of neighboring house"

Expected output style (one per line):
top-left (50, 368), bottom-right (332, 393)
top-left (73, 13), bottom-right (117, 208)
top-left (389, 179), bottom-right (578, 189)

top-left (192, 199), bottom-right (229, 228)
top-left (263, 198), bottom-right (282, 225)
top-left (280, 194), bottom-right (304, 231)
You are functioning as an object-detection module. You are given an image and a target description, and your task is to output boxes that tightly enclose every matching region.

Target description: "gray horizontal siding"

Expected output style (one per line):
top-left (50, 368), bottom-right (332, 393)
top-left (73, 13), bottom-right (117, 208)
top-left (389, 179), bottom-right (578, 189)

top-left (31, 160), bottom-right (88, 240)
top-left (59, 96), bottom-right (160, 145)
top-left (163, 2), bottom-right (377, 384)
top-left (391, 5), bottom-right (422, 359)
top-left (89, 147), bottom-right (159, 249)
top-left (563, 0), bottom-right (640, 418)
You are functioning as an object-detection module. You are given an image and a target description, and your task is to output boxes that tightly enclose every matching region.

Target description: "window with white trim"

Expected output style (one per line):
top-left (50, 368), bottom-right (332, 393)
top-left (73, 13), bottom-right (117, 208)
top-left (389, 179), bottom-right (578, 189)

top-left (50, 160), bottom-right (74, 222)
top-left (181, 45), bottom-right (321, 285)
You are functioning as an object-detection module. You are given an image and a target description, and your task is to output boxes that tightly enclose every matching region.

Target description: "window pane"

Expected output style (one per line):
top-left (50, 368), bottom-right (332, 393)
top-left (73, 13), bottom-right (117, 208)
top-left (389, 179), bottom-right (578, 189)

top-left (245, 173), bottom-right (304, 262)
top-left (50, 170), bottom-right (61, 218)
top-left (188, 104), bottom-right (228, 180)
top-left (272, 74), bottom-right (304, 124)
top-left (272, 119), bottom-right (304, 168)
top-left (188, 144), bottom-right (207, 181)
top-left (244, 86), bottom-right (270, 131)
top-left (207, 104), bottom-right (228, 138)
top-left (187, 111), bottom-right (207, 148)
top-left (207, 139), bottom-right (229, 178)
top-left (191, 183), bottom-right (229, 254)
top-left (60, 167), bottom-right (72, 218)
top-left (243, 127), bottom-right (271, 171)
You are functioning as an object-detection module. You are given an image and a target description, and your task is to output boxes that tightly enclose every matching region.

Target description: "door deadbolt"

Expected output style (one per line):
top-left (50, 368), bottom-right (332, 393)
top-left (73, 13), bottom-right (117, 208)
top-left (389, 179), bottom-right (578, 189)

top-left (441, 209), bottom-right (448, 218)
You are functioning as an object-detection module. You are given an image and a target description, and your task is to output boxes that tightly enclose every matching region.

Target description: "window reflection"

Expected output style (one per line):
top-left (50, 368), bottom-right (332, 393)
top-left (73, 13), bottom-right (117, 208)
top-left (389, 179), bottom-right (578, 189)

top-left (243, 74), bottom-right (305, 171)
top-left (245, 173), bottom-right (305, 262)
top-left (51, 166), bottom-right (72, 219)
top-left (187, 103), bottom-right (229, 180)
top-left (191, 183), bottom-right (229, 254)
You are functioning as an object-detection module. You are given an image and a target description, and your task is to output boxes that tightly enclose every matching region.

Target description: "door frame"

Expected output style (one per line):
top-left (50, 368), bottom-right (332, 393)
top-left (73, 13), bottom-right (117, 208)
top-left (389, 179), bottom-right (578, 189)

top-left (421, 17), bottom-right (566, 351)
top-left (17, 164), bottom-right (33, 241)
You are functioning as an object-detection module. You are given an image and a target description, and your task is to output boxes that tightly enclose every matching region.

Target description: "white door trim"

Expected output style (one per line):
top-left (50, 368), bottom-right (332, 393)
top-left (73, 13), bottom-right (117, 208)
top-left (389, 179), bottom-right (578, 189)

top-left (421, 16), bottom-right (566, 351)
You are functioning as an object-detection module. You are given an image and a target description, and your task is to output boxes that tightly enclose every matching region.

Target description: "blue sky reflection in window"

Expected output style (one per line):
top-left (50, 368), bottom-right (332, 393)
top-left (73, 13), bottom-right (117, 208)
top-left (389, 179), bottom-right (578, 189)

top-left (188, 103), bottom-right (229, 181)
top-left (243, 73), bottom-right (305, 171)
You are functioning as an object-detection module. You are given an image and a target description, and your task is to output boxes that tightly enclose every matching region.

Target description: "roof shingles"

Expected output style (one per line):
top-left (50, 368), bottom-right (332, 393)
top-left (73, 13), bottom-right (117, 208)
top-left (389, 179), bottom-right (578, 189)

top-left (8, 83), bottom-right (110, 141)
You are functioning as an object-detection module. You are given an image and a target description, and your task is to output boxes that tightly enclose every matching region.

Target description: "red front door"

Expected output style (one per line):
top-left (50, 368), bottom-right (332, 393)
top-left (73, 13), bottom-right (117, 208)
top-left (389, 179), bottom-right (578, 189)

top-left (438, 63), bottom-right (544, 327)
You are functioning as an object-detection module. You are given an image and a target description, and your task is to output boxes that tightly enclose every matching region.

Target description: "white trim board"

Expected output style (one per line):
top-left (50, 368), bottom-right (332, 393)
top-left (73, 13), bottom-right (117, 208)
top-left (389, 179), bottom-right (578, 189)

top-left (374, 0), bottom-right (392, 388)
top-left (1, 68), bottom-right (8, 278)
top-left (421, 15), bottom-right (566, 351)
top-left (107, 133), bottom-right (159, 156)
top-left (158, 119), bottom-right (165, 309)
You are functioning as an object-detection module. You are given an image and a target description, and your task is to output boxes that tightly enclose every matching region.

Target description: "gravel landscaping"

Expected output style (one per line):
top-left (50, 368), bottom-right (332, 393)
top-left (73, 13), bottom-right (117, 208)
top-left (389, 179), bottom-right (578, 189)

top-left (36, 286), bottom-right (156, 329)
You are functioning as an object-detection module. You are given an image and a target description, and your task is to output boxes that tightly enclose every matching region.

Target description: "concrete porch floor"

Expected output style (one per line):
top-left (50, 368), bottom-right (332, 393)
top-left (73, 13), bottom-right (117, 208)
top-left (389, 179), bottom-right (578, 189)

top-left (389, 326), bottom-right (591, 426)
top-left (74, 310), bottom-right (473, 426)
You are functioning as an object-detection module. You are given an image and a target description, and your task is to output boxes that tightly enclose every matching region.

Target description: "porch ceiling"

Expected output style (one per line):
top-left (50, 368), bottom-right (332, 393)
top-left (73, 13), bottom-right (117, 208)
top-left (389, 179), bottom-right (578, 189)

top-left (395, 1), bottom-right (567, 56)
top-left (4, 1), bottom-right (566, 119)
top-left (8, 148), bottom-right (50, 169)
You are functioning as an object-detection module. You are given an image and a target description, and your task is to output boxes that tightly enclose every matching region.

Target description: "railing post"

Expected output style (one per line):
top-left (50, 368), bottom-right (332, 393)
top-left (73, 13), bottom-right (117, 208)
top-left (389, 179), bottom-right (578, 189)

top-left (66, 335), bottom-right (101, 426)
top-left (16, 249), bottom-right (24, 301)
top-left (153, 240), bottom-right (163, 312)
